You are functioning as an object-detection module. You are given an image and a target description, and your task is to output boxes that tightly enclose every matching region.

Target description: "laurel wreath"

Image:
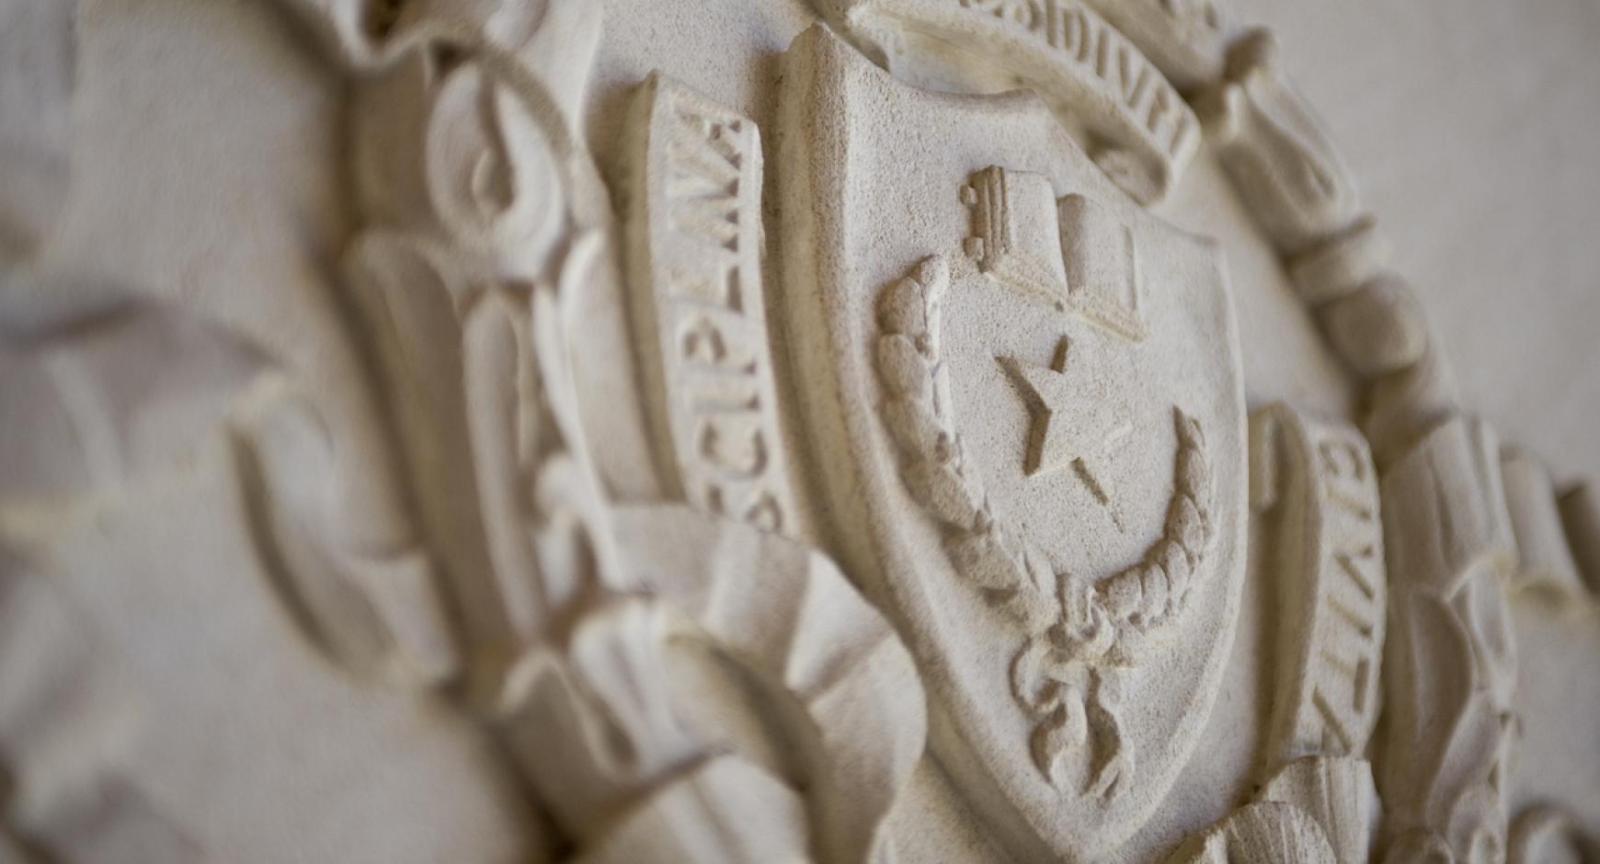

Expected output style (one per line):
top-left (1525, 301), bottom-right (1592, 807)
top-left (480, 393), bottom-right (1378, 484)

top-left (874, 254), bottom-right (1217, 791)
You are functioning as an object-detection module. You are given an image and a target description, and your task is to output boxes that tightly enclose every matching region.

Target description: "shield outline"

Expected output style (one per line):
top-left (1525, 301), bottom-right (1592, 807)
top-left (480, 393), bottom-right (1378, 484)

top-left (774, 25), bottom-right (1248, 861)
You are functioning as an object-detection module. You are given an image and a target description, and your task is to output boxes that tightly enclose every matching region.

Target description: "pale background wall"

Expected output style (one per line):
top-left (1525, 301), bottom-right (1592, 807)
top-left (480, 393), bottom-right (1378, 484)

top-left (1227, 0), bottom-right (1600, 483)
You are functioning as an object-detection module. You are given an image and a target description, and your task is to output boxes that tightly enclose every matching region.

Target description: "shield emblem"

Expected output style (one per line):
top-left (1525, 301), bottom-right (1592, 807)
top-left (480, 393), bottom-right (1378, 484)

top-left (775, 26), bottom-right (1246, 860)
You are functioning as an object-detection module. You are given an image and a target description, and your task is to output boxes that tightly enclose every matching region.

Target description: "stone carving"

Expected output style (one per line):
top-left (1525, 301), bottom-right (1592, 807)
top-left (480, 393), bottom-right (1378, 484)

top-left (623, 74), bottom-right (799, 535)
top-left (0, 547), bottom-right (200, 862)
top-left (232, 381), bottom-right (460, 684)
top-left (1196, 29), bottom-right (1362, 254)
top-left (1182, 17), bottom-right (1452, 461)
top-left (1184, 18), bottom-right (1567, 864)
top-left (4, 0), bottom-right (1599, 861)
top-left (1057, 193), bottom-right (1148, 342)
top-left (1287, 217), bottom-right (1389, 307)
top-left (1500, 448), bottom-right (1588, 598)
top-left (606, 505), bottom-right (925, 864)
top-left (1000, 335), bottom-right (1135, 489)
top-left (960, 166), bottom-right (1148, 341)
top-left (816, 0), bottom-right (1201, 204)
top-left (1166, 802), bottom-right (1339, 864)
top-left (267, 0), bottom-right (628, 693)
top-left (962, 165), bottom-right (1072, 306)
top-left (1378, 417), bottom-right (1520, 864)
top-left (1259, 757), bottom-right (1381, 864)
top-left (1079, 0), bottom-right (1226, 91)
top-left (1319, 274), bottom-right (1429, 381)
top-left (1249, 404), bottom-right (1386, 769)
top-left (1166, 757), bottom-right (1378, 864)
top-left (1191, 25), bottom-right (1445, 463)
top-left (256, 5), bottom-right (927, 863)
top-left (875, 256), bottom-right (1215, 795)
top-left (195, 5), bottom-right (892, 863)
top-left (779, 24), bottom-right (1246, 859)
top-left (569, 757), bottom-right (810, 864)
top-left (499, 502), bottom-right (925, 863)
top-left (0, 294), bottom-right (390, 860)
top-left (3, 0), bottom-right (460, 699)
top-left (1363, 341), bottom-right (1461, 470)
top-left (1508, 806), bottom-right (1599, 864)
top-left (1559, 481), bottom-right (1600, 595)
top-left (312, 0), bottom-right (647, 700)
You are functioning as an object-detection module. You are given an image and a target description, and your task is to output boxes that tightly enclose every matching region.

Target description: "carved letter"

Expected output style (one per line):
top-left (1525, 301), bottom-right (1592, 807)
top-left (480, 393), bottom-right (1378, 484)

top-left (625, 74), bottom-right (801, 537)
top-left (1250, 405), bottom-right (1386, 769)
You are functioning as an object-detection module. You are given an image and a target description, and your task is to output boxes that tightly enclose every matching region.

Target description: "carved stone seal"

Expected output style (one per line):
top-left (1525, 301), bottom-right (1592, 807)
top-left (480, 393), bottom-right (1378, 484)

top-left (777, 25), bottom-right (1246, 861)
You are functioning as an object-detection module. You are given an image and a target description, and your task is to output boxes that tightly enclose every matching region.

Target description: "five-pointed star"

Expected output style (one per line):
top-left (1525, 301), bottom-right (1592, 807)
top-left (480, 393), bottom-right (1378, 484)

top-left (999, 336), bottom-right (1131, 523)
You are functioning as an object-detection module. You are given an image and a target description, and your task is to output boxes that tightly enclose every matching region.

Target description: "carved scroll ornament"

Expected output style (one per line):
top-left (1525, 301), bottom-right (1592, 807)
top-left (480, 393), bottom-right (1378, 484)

top-left (622, 74), bottom-right (802, 537)
top-left (1250, 404), bottom-right (1386, 770)
top-left (265, 3), bottom-right (927, 862)
top-left (816, 0), bottom-right (1201, 204)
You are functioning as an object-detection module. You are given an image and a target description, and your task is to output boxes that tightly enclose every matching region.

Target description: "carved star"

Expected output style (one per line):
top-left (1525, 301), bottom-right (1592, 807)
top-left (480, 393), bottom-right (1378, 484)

top-left (1000, 336), bottom-right (1131, 525)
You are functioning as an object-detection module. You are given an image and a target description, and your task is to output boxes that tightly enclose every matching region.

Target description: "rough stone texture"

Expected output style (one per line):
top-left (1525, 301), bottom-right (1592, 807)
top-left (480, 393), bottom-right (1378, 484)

top-left (1225, 0), bottom-right (1600, 486)
top-left (1, 0), bottom-right (1596, 862)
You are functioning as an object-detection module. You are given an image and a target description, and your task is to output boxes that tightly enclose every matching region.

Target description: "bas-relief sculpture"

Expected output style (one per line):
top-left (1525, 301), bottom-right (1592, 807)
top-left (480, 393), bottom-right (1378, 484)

top-left (0, 1), bottom-right (1595, 863)
top-left (780, 25), bottom-right (1243, 859)
top-left (624, 74), bottom-right (803, 536)
top-left (1250, 404), bottom-right (1384, 770)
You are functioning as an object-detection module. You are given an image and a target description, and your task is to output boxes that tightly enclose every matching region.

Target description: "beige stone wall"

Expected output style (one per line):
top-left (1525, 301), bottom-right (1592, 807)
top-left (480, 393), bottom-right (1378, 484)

top-left (1229, 0), bottom-right (1600, 484)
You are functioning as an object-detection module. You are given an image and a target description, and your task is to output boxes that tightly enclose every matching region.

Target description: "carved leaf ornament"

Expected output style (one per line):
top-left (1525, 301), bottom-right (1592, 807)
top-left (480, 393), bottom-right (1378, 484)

top-left (875, 254), bottom-right (1217, 793)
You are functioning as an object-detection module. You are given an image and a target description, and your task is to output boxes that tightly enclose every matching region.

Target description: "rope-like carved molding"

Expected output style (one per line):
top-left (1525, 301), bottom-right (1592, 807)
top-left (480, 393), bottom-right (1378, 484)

top-left (873, 254), bottom-right (1217, 794)
top-left (1174, 17), bottom-right (1554, 861)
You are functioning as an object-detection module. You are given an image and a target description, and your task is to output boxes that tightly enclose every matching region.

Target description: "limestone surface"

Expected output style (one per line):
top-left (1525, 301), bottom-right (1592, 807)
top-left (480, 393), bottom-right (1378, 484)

top-left (1, 1), bottom-right (1596, 862)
